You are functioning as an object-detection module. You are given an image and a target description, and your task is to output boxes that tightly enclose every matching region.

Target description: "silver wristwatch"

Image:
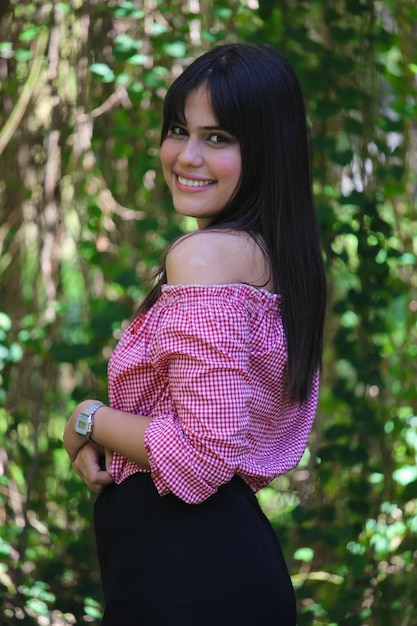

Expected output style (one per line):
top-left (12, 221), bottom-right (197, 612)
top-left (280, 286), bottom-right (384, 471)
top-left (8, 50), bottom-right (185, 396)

top-left (75, 402), bottom-right (104, 440)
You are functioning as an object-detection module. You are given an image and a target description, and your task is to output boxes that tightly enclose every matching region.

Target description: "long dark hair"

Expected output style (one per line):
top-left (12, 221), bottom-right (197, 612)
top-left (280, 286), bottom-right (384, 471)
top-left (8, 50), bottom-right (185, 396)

top-left (140, 43), bottom-right (326, 404)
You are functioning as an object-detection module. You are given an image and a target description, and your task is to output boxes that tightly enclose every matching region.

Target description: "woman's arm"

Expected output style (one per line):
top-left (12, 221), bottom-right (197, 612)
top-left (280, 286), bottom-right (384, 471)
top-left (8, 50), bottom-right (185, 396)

top-left (64, 400), bottom-right (152, 476)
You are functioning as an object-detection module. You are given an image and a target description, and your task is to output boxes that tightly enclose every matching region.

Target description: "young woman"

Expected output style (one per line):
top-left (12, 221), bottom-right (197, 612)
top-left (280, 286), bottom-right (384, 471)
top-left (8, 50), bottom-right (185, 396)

top-left (64, 43), bottom-right (326, 625)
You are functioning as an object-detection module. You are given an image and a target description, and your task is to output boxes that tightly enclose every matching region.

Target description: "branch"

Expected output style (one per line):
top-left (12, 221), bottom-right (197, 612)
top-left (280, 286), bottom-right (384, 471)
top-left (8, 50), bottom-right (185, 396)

top-left (0, 30), bottom-right (49, 155)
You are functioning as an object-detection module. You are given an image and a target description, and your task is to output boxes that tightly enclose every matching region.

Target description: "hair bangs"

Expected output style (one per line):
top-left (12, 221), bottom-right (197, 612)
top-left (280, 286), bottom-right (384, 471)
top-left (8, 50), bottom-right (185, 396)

top-left (205, 67), bottom-right (245, 140)
top-left (161, 47), bottom-right (252, 145)
top-left (160, 55), bottom-right (214, 143)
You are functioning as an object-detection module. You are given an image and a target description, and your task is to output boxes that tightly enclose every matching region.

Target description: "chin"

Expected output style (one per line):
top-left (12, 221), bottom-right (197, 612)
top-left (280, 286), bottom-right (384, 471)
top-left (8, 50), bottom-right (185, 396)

top-left (174, 206), bottom-right (211, 222)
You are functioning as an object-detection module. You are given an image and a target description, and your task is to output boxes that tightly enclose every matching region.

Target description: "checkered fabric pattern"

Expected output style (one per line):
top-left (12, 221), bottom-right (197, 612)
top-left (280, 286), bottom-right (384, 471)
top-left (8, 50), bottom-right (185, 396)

top-left (109, 284), bottom-right (319, 504)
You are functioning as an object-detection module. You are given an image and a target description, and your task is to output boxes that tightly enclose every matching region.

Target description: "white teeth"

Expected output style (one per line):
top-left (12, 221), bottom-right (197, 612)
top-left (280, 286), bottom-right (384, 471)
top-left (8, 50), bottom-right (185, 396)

top-left (178, 176), bottom-right (214, 187)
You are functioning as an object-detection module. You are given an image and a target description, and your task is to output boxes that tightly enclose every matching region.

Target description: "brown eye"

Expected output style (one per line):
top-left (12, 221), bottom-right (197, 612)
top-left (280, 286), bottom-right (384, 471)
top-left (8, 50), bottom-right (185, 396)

top-left (208, 133), bottom-right (230, 145)
top-left (169, 125), bottom-right (187, 137)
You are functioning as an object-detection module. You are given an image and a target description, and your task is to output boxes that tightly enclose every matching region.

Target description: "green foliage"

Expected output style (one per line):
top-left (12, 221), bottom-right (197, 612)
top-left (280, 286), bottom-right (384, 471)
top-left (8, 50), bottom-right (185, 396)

top-left (0, 0), bottom-right (416, 624)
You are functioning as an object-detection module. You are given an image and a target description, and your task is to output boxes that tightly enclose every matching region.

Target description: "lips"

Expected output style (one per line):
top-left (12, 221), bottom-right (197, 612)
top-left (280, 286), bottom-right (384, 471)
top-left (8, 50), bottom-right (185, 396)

top-left (176, 174), bottom-right (216, 188)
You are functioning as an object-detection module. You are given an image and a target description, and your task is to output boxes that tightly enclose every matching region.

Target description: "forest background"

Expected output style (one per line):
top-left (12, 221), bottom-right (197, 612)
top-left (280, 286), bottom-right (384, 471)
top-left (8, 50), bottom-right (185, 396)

top-left (0, 0), bottom-right (416, 624)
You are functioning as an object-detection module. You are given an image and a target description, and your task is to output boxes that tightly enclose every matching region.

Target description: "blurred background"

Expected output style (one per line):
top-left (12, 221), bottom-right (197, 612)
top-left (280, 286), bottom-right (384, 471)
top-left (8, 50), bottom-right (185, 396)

top-left (0, 0), bottom-right (416, 624)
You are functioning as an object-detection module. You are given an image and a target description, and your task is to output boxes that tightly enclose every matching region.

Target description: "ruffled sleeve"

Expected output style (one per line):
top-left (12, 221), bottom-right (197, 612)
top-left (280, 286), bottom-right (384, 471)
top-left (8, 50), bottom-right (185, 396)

top-left (143, 285), bottom-right (264, 504)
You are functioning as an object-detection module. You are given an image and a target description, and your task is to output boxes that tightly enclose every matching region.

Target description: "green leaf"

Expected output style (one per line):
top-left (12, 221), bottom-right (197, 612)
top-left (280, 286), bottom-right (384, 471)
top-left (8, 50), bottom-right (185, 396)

top-left (213, 4), bottom-right (233, 18)
top-left (294, 547), bottom-right (314, 562)
top-left (392, 466), bottom-right (417, 486)
top-left (14, 48), bottom-right (32, 62)
top-left (201, 30), bottom-right (224, 44)
top-left (84, 597), bottom-right (102, 618)
top-left (57, 2), bottom-right (71, 14)
top-left (152, 22), bottom-right (168, 35)
top-left (89, 63), bottom-right (115, 82)
top-left (8, 343), bottom-right (23, 363)
top-left (144, 66), bottom-right (168, 88)
top-left (113, 34), bottom-right (142, 60)
top-left (0, 537), bottom-right (13, 556)
top-left (163, 42), bottom-right (188, 58)
top-left (114, 2), bottom-right (144, 18)
top-left (127, 53), bottom-right (148, 66)
top-left (18, 27), bottom-right (39, 42)
top-left (0, 312), bottom-right (12, 331)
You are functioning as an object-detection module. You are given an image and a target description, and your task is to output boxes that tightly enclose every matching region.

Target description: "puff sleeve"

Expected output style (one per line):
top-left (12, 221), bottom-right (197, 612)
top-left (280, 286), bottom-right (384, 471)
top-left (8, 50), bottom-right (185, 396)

top-left (144, 291), bottom-right (253, 504)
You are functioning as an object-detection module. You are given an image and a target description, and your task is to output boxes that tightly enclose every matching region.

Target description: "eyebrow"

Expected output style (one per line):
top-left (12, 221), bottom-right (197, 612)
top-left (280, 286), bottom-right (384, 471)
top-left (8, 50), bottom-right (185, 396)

top-left (170, 121), bottom-right (233, 135)
top-left (172, 120), bottom-right (224, 131)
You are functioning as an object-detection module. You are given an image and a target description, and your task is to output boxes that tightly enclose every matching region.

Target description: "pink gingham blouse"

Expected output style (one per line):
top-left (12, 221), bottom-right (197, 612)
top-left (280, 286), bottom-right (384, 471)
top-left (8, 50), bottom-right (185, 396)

top-left (109, 284), bottom-right (319, 504)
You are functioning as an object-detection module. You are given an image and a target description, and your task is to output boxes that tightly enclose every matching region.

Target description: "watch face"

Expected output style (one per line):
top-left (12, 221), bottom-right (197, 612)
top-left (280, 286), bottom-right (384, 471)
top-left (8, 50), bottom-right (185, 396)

top-left (76, 414), bottom-right (90, 435)
top-left (78, 418), bottom-right (88, 430)
top-left (75, 403), bottom-right (103, 438)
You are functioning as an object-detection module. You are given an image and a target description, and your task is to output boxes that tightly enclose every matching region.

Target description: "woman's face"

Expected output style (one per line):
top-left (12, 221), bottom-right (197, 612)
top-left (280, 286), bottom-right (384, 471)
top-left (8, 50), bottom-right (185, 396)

top-left (160, 85), bottom-right (242, 229)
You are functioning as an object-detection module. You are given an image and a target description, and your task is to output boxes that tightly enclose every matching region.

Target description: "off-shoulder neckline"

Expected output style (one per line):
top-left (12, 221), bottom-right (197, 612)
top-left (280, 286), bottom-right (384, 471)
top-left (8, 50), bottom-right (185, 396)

top-left (162, 282), bottom-right (276, 295)
top-left (159, 283), bottom-right (280, 307)
top-left (129, 284), bottom-right (281, 334)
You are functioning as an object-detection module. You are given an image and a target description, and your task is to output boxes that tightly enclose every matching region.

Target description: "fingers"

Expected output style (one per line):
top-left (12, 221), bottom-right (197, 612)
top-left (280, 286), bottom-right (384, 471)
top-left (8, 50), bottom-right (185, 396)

top-left (104, 447), bottom-right (114, 473)
top-left (74, 443), bottom-right (114, 493)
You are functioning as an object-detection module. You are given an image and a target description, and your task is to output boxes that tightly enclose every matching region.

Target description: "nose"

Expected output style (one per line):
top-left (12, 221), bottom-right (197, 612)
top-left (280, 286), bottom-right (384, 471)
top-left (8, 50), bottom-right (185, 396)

top-left (178, 137), bottom-right (204, 168)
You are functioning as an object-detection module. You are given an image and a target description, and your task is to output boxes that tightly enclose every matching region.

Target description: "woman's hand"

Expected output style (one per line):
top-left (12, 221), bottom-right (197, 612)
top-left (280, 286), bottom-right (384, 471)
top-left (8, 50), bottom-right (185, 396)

top-left (63, 399), bottom-right (114, 492)
top-left (73, 443), bottom-right (114, 493)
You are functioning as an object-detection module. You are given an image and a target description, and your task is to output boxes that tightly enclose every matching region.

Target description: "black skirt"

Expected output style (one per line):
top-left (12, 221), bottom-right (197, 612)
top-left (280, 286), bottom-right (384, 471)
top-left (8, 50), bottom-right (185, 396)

top-left (94, 473), bottom-right (296, 626)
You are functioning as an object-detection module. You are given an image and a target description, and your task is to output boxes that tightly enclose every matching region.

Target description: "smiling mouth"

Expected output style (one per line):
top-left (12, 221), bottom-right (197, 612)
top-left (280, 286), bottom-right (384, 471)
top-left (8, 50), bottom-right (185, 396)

top-left (177, 175), bottom-right (216, 188)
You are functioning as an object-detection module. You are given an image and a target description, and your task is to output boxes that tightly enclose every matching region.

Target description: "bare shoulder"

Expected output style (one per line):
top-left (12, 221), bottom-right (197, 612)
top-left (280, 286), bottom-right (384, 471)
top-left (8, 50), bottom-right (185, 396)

top-left (166, 230), bottom-right (272, 289)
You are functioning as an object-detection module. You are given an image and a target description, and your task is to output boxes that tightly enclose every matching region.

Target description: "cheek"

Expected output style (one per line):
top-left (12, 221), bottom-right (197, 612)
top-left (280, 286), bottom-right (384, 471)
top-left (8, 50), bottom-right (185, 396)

top-left (219, 156), bottom-right (241, 188)
top-left (160, 142), bottom-right (175, 174)
top-left (212, 148), bottom-right (241, 181)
